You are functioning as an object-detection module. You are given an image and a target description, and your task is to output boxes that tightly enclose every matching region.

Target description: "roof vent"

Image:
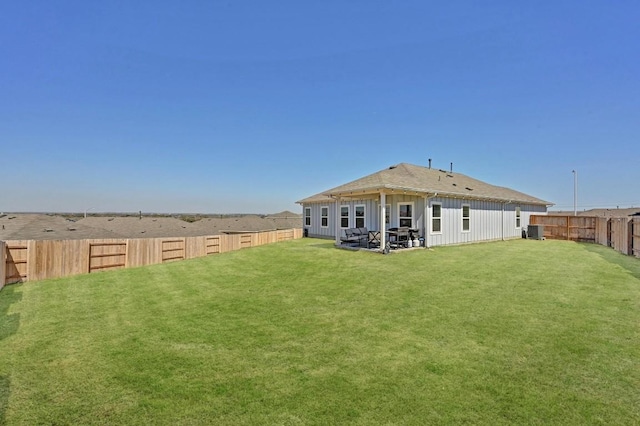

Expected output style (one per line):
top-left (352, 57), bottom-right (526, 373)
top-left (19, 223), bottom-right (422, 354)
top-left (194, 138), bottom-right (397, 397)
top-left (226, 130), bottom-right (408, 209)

top-left (466, 187), bottom-right (473, 191)
top-left (389, 165), bottom-right (397, 169)
top-left (452, 183), bottom-right (457, 186)
top-left (446, 174), bottom-right (453, 178)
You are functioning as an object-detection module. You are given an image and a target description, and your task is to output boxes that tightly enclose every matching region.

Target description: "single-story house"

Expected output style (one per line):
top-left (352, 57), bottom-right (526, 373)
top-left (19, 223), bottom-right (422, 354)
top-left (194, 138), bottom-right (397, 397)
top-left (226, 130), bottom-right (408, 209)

top-left (296, 163), bottom-right (553, 249)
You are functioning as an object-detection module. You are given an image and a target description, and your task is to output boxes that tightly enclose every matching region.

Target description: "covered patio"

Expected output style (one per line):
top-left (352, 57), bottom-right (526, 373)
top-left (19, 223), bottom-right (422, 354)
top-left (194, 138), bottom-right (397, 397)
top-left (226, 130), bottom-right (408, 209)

top-left (329, 187), bottom-right (431, 254)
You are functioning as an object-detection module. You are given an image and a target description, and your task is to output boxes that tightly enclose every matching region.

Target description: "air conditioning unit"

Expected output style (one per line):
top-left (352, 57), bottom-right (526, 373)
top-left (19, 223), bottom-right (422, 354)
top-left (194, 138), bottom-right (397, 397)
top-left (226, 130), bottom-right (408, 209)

top-left (527, 224), bottom-right (544, 240)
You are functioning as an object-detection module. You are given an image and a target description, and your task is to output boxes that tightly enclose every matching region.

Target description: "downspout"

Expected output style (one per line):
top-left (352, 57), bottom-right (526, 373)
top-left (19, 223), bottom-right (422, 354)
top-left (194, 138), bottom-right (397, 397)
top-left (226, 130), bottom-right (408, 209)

top-left (501, 200), bottom-right (512, 241)
top-left (501, 202), bottom-right (505, 241)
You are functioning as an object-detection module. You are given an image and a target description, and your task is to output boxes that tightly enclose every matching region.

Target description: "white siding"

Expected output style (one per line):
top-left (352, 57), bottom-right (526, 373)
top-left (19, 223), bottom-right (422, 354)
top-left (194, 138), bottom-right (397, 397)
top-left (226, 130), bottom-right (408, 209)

top-left (425, 198), bottom-right (548, 247)
top-left (303, 199), bottom-right (379, 239)
top-left (384, 195), bottom-right (426, 234)
top-left (303, 197), bottom-right (548, 245)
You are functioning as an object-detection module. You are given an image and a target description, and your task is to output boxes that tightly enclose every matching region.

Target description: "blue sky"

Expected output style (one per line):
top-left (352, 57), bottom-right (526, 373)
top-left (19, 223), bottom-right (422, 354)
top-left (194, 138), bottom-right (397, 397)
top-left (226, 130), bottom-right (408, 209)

top-left (2, 1), bottom-right (638, 214)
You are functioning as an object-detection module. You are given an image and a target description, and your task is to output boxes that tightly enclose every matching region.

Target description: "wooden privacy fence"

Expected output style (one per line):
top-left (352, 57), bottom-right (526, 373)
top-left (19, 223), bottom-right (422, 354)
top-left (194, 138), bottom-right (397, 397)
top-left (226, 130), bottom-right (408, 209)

top-left (2, 228), bottom-right (303, 286)
top-left (531, 215), bottom-right (639, 258)
top-left (530, 215), bottom-right (598, 242)
top-left (634, 217), bottom-right (640, 258)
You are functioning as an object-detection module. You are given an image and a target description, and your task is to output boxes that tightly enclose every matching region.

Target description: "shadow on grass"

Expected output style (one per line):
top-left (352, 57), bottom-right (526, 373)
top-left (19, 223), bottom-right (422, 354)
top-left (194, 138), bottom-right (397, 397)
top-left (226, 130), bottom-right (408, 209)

top-left (581, 243), bottom-right (640, 280)
top-left (0, 285), bottom-right (21, 424)
top-left (0, 375), bottom-right (9, 424)
top-left (0, 285), bottom-right (21, 341)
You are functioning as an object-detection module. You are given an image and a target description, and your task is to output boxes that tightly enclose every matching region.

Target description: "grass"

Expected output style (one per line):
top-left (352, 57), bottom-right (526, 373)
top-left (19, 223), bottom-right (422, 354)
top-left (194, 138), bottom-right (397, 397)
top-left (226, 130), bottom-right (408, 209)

top-left (0, 238), bottom-right (639, 425)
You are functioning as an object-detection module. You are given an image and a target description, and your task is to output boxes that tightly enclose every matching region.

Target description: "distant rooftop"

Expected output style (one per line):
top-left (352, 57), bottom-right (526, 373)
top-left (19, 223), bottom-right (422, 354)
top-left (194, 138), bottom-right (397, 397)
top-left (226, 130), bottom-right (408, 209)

top-left (0, 212), bottom-right (302, 241)
top-left (548, 207), bottom-right (640, 218)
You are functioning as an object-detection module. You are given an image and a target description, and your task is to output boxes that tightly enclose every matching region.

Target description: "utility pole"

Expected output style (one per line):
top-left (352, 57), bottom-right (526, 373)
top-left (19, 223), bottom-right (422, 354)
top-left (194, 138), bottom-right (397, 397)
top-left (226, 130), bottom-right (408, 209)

top-left (572, 170), bottom-right (578, 216)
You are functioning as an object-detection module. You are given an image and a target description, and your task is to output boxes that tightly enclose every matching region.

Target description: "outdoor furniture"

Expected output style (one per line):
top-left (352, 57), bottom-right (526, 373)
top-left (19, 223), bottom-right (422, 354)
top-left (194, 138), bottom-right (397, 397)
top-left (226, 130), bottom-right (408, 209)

top-left (386, 227), bottom-right (420, 249)
top-left (340, 227), bottom-right (369, 247)
top-left (387, 227), bottom-right (411, 248)
top-left (367, 230), bottom-right (381, 248)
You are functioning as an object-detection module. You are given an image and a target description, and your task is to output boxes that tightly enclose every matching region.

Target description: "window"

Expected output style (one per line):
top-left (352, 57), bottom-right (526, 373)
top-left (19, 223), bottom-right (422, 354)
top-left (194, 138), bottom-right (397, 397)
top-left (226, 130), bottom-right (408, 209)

top-left (515, 207), bottom-right (521, 228)
top-left (462, 204), bottom-right (470, 232)
top-left (385, 204), bottom-right (391, 225)
top-left (304, 207), bottom-right (311, 227)
top-left (340, 206), bottom-right (349, 228)
top-left (321, 207), bottom-right (328, 227)
top-left (355, 205), bottom-right (365, 228)
top-left (432, 203), bottom-right (442, 233)
top-left (398, 203), bottom-right (413, 227)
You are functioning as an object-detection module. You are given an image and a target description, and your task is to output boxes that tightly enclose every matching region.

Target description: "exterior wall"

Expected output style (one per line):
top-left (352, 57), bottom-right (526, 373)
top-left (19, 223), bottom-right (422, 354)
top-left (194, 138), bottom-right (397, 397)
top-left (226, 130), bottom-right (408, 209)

top-left (303, 197), bottom-right (548, 247)
top-left (384, 194), bottom-right (426, 233)
top-left (425, 198), bottom-right (547, 247)
top-left (304, 199), bottom-right (379, 238)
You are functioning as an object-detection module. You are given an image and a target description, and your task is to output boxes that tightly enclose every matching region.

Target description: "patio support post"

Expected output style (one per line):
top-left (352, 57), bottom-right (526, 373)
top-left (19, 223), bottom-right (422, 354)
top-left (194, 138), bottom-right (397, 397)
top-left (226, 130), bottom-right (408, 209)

top-left (380, 192), bottom-right (386, 253)
top-left (423, 195), bottom-right (429, 247)
top-left (335, 197), bottom-right (341, 245)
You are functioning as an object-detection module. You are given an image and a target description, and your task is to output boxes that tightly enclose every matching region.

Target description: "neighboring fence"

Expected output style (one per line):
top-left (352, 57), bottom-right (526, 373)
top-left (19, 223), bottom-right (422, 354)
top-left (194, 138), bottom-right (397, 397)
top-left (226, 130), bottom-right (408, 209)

top-left (531, 215), bottom-right (639, 258)
top-left (530, 215), bottom-right (597, 242)
top-left (634, 217), bottom-right (640, 258)
top-left (0, 240), bottom-right (5, 291)
top-left (2, 228), bottom-right (303, 286)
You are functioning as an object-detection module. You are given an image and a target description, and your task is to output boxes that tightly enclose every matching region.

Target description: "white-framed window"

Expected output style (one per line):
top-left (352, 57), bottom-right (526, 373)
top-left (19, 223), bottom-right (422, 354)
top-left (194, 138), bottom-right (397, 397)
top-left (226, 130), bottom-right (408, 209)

top-left (304, 207), bottom-right (311, 227)
top-left (515, 206), bottom-right (521, 228)
top-left (355, 205), bottom-right (365, 228)
top-left (321, 206), bottom-right (329, 228)
top-left (462, 204), bottom-right (470, 232)
top-left (340, 205), bottom-right (350, 228)
top-left (398, 202), bottom-right (413, 228)
top-left (431, 202), bottom-right (442, 234)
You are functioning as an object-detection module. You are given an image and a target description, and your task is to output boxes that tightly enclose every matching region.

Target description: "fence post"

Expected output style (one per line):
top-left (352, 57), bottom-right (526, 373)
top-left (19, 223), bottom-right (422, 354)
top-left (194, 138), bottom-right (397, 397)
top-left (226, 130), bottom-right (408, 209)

top-left (628, 218), bottom-right (633, 256)
top-left (631, 216), bottom-right (640, 258)
top-left (0, 241), bottom-right (6, 289)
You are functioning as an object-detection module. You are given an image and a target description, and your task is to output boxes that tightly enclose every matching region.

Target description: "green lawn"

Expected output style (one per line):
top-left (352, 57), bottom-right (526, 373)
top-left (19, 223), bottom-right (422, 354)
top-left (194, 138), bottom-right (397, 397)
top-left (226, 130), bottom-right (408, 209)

top-left (1, 239), bottom-right (639, 425)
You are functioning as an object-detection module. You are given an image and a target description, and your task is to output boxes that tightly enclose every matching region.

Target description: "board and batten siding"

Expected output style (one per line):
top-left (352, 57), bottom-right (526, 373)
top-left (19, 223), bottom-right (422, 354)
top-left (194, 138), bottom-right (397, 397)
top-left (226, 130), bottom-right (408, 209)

top-left (383, 194), bottom-right (426, 233)
top-left (426, 198), bottom-right (547, 247)
top-left (304, 199), bottom-right (379, 238)
top-left (302, 196), bottom-right (547, 246)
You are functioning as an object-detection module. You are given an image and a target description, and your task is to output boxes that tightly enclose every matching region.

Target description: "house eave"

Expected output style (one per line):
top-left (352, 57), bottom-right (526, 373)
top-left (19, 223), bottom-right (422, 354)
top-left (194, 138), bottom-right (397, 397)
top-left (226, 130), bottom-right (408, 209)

top-left (319, 185), bottom-right (550, 206)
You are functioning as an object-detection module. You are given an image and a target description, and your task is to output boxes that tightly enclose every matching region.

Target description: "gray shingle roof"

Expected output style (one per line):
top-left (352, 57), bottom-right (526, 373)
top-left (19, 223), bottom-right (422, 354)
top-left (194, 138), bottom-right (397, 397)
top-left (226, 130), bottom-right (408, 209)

top-left (297, 163), bottom-right (552, 206)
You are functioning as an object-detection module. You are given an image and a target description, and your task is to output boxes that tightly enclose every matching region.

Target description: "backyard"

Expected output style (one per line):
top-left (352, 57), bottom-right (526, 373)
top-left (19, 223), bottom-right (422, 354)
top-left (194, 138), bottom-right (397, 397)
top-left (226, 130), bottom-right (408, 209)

top-left (0, 238), bottom-right (639, 424)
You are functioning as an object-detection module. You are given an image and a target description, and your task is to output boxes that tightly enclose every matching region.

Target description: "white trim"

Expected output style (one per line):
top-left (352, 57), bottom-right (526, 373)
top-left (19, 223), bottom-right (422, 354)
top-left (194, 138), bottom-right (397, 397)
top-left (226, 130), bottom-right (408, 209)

top-left (431, 202), bottom-right (443, 234)
top-left (515, 206), bottom-right (521, 229)
top-left (304, 207), bottom-right (311, 227)
top-left (354, 204), bottom-right (366, 228)
top-left (462, 204), bottom-right (470, 233)
top-left (340, 205), bottom-right (350, 229)
top-left (320, 206), bottom-right (329, 228)
top-left (398, 202), bottom-right (414, 228)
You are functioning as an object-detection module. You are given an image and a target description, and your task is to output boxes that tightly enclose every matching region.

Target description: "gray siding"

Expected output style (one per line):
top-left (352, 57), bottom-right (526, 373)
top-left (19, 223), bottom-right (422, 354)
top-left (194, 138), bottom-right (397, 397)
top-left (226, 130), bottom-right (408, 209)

top-left (425, 198), bottom-right (547, 247)
top-left (304, 199), bottom-right (378, 238)
top-left (303, 197), bottom-right (547, 246)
